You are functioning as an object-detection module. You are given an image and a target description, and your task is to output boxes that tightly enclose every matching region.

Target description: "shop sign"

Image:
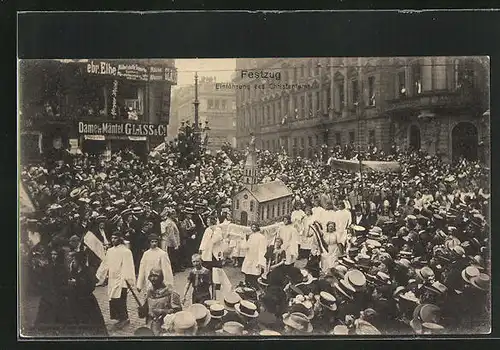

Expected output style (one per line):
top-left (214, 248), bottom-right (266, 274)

top-left (149, 66), bottom-right (164, 81)
top-left (84, 135), bottom-right (106, 141)
top-left (85, 60), bottom-right (176, 84)
top-left (78, 121), bottom-right (167, 137)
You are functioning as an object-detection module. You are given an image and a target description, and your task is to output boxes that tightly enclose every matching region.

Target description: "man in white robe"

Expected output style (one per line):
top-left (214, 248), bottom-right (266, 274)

top-left (96, 232), bottom-right (136, 329)
top-left (334, 201), bottom-right (352, 253)
top-left (241, 224), bottom-right (267, 289)
top-left (278, 215), bottom-right (300, 268)
top-left (136, 233), bottom-right (174, 293)
top-left (199, 217), bottom-right (224, 270)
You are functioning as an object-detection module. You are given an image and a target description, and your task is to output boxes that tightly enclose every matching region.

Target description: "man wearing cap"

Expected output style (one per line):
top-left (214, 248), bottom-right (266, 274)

top-left (95, 231), bottom-right (136, 329)
top-left (136, 233), bottom-right (174, 294)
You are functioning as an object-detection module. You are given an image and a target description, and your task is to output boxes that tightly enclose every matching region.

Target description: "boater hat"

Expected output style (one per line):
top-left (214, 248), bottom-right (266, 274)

top-left (282, 312), bottom-right (313, 333)
top-left (461, 266), bottom-right (480, 284)
top-left (187, 303), bottom-right (211, 328)
top-left (235, 300), bottom-right (259, 318)
top-left (209, 304), bottom-right (228, 319)
top-left (223, 292), bottom-right (242, 311)
top-left (318, 291), bottom-right (337, 311)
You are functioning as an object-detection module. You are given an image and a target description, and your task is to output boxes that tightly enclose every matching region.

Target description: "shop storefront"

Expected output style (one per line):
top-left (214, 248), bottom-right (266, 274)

top-left (77, 121), bottom-right (167, 160)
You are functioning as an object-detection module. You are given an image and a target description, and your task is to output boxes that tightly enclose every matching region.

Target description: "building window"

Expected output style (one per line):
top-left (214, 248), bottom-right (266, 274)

top-left (369, 130), bottom-right (376, 145)
top-left (315, 91), bottom-right (321, 114)
top-left (221, 99), bottom-right (227, 110)
top-left (349, 131), bottom-right (355, 144)
top-left (352, 79), bottom-right (360, 104)
top-left (277, 102), bottom-right (281, 122)
top-left (266, 140), bottom-right (270, 150)
top-left (283, 67), bottom-right (289, 82)
top-left (232, 101), bottom-right (236, 110)
top-left (336, 132), bottom-right (341, 145)
top-left (300, 137), bottom-right (305, 148)
top-left (300, 95), bottom-right (305, 118)
top-left (455, 59), bottom-right (475, 90)
top-left (398, 71), bottom-right (407, 98)
top-left (326, 85), bottom-right (332, 110)
top-left (308, 136), bottom-right (313, 147)
top-left (250, 200), bottom-right (254, 212)
top-left (308, 60), bottom-right (313, 76)
top-left (286, 201), bottom-right (289, 213)
top-left (272, 205), bottom-right (276, 218)
top-left (368, 76), bottom-right (376, 106)
top-left (412, 62), bottom-right (422, 95)
top-left (308, 93), bottom-right (313, 118)
top-left (281, 201), bottom-right (286, 215)
top-left (293, 138), bottom-right (297, 147)
top-left (214, 99), bottom-right (219, 109)
top-left (277, 202), bottom-right (281, 217)
top-left (272, 139), bottom-right (276, 151)
top-left (293, 66), bottom-right (298, 81)
top-left (266, 205), bottom-right (270, 219)
top-left (261, 207), bottom-right (265, 220)
top-left (339, 81), bottom-right (345, 109)
top-left (300, 65), bottom-right (305, 77)
top-left (316, 134), bottom-right (320, 145)
top-left (236, 200), bottom-right (240, 209)
top-left (267, 105), bottom-right (271, 124)
top-left (208, 99), bottom-right (214, 109)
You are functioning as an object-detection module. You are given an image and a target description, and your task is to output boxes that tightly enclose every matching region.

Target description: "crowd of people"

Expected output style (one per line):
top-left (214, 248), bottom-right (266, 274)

top-left (19, 126), bottom-right (491, 336)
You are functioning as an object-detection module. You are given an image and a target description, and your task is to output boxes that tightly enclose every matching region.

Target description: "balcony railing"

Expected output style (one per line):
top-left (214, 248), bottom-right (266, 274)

top-left (385, 89), bottom-right (480, 114)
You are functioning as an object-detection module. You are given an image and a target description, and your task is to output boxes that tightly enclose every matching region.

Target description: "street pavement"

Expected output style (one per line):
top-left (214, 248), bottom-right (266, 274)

top-left (20, 260), bottom-right (307, 337)
top-left (20, 265), bottom-right (245, 337)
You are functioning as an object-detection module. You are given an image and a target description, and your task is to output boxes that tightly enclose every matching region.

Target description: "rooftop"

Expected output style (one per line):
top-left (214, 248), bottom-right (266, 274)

top-left (244, 179), bottom-right (293, 203)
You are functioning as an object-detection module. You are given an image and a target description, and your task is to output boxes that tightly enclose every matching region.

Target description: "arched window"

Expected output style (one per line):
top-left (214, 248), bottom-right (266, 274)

top-left (266, 205), bottom-right (270, 219)
top-left (236, 200), bottom-right (240, 210)
top-left (250, 200), bottom-right (254, 212)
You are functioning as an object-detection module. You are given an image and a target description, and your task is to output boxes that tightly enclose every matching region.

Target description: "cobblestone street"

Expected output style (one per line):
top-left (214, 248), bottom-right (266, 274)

top-left (20, 265), bottom-right (245, 337)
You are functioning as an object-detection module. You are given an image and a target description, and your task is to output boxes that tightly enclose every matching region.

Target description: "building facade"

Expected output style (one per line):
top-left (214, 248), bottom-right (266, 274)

top-left (169, 76), bottom-right (237, 150)
top-left (19, 59), bottom-right (177, 163)
top-left (234, 57), bottom-right (489, 163)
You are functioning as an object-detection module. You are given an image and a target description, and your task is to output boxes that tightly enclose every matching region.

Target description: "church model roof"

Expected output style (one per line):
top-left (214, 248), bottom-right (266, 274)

top-left (238, 179), bottom-right (293, 203)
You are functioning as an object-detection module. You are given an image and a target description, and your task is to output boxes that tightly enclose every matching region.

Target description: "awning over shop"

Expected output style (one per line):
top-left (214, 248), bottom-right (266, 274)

top-left (19, 183), bottom-right (35, 214)
top-left (329, 159), bottom-right (401, 173)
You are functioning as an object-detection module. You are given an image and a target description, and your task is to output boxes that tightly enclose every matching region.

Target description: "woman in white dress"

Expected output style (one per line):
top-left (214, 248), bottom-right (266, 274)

top-left (312, 221), bottom-right (341, 274)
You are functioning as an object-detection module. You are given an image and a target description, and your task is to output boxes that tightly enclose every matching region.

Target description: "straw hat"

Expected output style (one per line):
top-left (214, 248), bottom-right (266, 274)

top-left (282, 312), bottom-right (313, 333)
top-left (216, 321), bottom-right (247, 335)
top-left (235, 300), bottom-right (259, 318)
top-left (187, 303), bottom-right (211, 328)
top-left (259, 330), bottom-right (281, 336)
top-left (318, 291), bottom-right (337, 311)
top-left (344, 269), bottom-right (367, 291)
top-left (223, 292), bottom-right (241, 311)
top-left (470, 273), bottom-right (490, 291)
top-left (172, 311), bottom-right (198, 333)
top-left (461, 266), bottom-right (480, 284)
top-left (331, 325), bottom-right (349, 335)
top-left (209, 303), bottom-right (228, 319)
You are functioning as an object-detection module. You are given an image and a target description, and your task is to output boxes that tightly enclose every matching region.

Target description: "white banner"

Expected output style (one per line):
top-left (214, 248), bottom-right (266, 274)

top-left (83, 231), bottom-right (105, 261)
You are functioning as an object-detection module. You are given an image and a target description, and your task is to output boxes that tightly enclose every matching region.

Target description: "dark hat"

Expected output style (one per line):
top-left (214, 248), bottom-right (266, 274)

top-left (148, 233), bottom-right (160, 241)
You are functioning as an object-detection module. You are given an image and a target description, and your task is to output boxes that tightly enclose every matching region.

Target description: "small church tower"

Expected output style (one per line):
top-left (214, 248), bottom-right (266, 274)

top-left (243, 134), bottom-right (258, 190)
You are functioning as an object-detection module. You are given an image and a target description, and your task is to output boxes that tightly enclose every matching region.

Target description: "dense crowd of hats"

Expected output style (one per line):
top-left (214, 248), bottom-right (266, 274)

top-left (20, 132), bottom-right (490, 335)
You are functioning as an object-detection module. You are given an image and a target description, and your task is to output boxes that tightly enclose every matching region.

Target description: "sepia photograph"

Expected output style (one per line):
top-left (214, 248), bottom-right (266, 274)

top-left (18, 56), bottom-right (491, 338)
